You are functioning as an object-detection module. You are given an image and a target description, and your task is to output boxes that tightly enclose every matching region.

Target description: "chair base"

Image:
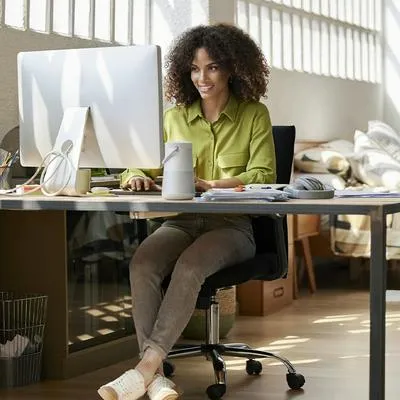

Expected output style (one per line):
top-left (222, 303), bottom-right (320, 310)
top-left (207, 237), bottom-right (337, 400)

top-left (165, 342), bottom-right (305, 399)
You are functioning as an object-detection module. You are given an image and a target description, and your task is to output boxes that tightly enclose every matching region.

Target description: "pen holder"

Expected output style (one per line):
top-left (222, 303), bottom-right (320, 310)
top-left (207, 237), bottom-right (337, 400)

top-left (0, 166), bottom-right (12, 190)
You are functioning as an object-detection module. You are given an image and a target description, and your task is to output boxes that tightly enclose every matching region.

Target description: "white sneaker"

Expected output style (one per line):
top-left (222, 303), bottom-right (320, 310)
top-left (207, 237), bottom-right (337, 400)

top-left (147, 374), bottom-right (180, 400)
top-left (98, 369), bottom-right (146, 400)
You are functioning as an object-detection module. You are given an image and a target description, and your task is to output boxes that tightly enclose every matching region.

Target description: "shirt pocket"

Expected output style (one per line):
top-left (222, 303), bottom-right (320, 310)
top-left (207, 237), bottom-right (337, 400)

top-left (217, 152), bottom-right (248, 178)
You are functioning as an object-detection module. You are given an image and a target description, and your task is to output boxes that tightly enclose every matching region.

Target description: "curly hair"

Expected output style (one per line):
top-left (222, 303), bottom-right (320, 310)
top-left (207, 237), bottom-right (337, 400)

top-left (164, 24), bottom-right (270, 105)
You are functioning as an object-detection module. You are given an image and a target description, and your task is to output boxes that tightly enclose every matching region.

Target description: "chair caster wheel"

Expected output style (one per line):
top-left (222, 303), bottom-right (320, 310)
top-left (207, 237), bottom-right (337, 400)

top-left (286, 372), bottom-right (305, 390)
top-left (206, 383), bottom-right (226, 399)
top-left (246, 359), bottom-right (262, 375)
top-left (163, 360), bottom-right (175, 377)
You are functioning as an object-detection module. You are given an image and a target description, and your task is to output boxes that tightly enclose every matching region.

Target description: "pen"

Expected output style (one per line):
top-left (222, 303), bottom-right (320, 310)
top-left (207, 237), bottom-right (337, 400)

top-left (240, 185), bottom-right (272, 190)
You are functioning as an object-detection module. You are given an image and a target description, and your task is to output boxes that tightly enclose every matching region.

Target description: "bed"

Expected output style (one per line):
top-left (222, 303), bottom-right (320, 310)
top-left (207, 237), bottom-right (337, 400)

top-left (293, 120), bottom-right (400, 265)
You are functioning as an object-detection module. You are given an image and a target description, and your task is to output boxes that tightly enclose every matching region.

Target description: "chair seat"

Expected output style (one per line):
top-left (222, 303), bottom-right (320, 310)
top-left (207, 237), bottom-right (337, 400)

top-left (198, 253), bottom-right (283, 299)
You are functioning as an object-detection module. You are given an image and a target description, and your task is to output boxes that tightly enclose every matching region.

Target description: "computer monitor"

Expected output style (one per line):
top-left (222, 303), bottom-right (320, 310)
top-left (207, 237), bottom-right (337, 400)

top-left (17, 45), bottom-right (164, 194)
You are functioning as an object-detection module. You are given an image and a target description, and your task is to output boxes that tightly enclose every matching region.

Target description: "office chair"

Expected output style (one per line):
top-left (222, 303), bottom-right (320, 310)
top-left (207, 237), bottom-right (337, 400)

top-left (162, 126), bottom-right (305, 399)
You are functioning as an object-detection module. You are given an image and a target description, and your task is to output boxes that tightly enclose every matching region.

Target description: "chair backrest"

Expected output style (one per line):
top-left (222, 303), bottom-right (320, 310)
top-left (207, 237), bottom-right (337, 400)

top-left (253, 125), bottom-right (296, 251)
top-left (272, 125), bottom-right (296, 184)
top-left (245, 125), bottom-right (295, 284)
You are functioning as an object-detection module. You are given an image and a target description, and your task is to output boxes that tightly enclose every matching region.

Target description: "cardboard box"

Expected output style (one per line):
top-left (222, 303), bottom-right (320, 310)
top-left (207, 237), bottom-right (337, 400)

top-left (236, 240), bottom-right (294, 316)
top-left (236, 275), bottom-right (293, 316)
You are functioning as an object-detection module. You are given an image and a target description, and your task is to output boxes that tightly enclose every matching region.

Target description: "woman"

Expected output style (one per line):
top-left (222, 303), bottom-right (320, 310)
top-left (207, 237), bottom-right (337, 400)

top-left (98, 23), bottom-right (275, 400)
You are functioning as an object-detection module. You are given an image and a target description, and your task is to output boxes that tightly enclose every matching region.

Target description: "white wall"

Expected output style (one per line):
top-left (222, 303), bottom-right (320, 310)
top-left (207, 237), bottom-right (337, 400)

top-left (266, 68), bottom-right (381, 141)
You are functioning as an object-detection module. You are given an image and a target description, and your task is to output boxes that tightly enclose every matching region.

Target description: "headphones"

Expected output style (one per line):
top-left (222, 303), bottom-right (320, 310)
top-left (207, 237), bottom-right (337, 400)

top-left (283, 176), bottom-right (335, 199)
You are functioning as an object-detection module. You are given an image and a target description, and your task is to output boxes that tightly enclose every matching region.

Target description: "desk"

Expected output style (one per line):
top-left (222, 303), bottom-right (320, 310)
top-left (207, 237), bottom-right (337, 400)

top-left (0, 195), bottom-right (399, 400)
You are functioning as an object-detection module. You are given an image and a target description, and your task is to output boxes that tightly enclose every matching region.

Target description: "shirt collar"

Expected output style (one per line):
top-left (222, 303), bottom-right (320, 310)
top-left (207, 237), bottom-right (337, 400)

top-left (186, 94), bottom-right (239, 124)
top-left (187, 99), bottom-right (203, 123)
top-left (221, 95), bottom-right (238, 122)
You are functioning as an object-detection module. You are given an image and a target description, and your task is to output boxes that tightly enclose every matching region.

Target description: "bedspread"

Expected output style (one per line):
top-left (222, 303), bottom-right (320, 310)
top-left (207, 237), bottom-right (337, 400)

top-left (331, 213), bottom-right (400, 259)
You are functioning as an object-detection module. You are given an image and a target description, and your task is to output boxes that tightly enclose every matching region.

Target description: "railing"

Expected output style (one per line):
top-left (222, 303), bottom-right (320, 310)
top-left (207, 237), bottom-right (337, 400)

top-left (236, 0), bottom-right (382, 83)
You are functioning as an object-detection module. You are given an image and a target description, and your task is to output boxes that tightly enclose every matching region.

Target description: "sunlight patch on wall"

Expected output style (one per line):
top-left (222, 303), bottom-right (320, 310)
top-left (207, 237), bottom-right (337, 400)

top-left (74, 0), bottom-right (91, 39)
top-left (94, 0), bottom-right (112, 42)
top-left (29, 0), bottom-right (48, 32)
top-left (385, 1), bottom-right (400, 117)
top-left (236, 0), bottom-right (382, 83)
top-left (53, 0), bottom-right (71, 35)
top-left (4, 0), bottom-right (24, 29)
top-left (150, 0), bottom-right (173, 51)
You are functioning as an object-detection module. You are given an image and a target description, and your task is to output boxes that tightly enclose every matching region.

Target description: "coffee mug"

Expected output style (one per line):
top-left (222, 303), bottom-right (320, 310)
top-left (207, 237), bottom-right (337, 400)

top-left (76, 168), bottom-right (91, 194)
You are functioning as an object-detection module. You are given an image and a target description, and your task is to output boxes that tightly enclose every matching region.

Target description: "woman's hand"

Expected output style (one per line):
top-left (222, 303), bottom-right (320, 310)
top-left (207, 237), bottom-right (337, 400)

top-left (195, 178), bottom-right (213, 192)
top-left (195, 177), bottom-right (244, 192)
top-left (128, 176), bottom-right (160, 191)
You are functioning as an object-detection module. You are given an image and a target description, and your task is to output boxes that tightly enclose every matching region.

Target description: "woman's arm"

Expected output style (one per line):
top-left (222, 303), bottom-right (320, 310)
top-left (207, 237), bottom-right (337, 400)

top-left (235, 104), bottom-right (276, 185)
top-left (195, 177), bottom-right (243, 192)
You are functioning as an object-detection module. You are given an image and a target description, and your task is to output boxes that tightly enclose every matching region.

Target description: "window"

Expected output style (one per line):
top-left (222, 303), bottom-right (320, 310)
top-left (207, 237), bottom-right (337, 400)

top-left (236, 0), bottom-right (382, 83)
top-left (1, 0), bottom-right (150, 45)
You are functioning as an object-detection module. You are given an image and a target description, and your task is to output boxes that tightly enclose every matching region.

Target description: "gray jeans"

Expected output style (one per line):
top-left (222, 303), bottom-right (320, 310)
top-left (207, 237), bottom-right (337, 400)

top-left (129, 214), bottom-right (256, 359)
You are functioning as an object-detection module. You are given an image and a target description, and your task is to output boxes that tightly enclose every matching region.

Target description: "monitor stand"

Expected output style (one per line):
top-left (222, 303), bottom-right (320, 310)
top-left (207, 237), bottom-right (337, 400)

top-left (42, 107), bottom-right (90, 196)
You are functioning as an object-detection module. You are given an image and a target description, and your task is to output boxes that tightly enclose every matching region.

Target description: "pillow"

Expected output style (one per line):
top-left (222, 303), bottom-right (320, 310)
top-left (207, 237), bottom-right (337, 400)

top-left (294, 139), bottom-right (353, 176)
top-left (366, 120), bottom-right (400, 163)
top-left (351, 129), bottom-right (400, 190)
top-left (320, 139), bottom-right (354, 155)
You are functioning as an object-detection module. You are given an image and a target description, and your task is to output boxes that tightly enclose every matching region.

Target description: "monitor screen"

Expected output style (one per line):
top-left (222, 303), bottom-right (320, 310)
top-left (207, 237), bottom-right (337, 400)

top-left (17, 45), bottom-right (164, 169)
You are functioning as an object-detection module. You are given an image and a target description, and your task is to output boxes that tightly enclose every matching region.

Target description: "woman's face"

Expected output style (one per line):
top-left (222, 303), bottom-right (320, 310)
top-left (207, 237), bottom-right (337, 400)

top-left (190, 47), bottom-right (230, 101)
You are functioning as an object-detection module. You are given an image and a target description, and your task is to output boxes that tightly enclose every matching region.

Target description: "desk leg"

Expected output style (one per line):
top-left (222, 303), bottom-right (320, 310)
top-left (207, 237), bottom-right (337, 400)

top-left (369, 207), bottom-right (386, 400)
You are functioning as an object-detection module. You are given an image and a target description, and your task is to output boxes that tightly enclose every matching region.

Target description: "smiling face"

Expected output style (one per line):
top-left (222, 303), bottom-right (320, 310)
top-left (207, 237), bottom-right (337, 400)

top-left (190, 47), bottom-right (230, 102)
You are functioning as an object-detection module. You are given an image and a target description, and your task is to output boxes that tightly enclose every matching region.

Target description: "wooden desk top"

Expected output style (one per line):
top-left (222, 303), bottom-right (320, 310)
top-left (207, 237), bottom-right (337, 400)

top-left (1, 194), bottom-right (400, 216)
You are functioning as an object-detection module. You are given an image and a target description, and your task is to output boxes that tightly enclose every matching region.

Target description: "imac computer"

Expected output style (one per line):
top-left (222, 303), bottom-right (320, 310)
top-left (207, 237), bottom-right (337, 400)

top-left (17, 45), bottom-right (164, 195)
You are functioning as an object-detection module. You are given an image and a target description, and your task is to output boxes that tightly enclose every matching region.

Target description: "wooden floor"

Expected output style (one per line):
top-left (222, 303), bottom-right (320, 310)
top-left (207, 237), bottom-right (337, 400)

top-left (1, 261), bottom-right (400, 399)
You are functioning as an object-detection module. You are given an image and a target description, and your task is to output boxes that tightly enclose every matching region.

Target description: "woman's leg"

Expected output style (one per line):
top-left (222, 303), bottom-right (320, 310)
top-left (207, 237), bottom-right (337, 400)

top-left (98, 224), bottom-right (194, 399)
top-left (130, 226), bottom-right (194, 356)
top-left (143, 226), bottom-right (256, 358)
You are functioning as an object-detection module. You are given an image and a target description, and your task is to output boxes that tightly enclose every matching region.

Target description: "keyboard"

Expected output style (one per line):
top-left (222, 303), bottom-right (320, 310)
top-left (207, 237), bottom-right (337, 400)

top-left (90, 175), bottom-right (120, 188)
top-left (110, 189), bottom-right (203, 197)
top-left (110, 189), bottom-right (162, 196)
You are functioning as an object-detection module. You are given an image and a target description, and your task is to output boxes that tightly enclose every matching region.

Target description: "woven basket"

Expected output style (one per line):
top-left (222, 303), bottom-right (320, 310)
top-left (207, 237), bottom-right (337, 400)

top-left (182, 286), bottom-right (236, 340)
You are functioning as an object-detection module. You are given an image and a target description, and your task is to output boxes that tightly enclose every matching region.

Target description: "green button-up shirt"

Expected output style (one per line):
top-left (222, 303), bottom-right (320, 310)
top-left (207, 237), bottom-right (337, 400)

top-left (121, 95), bottom-right (276, 186)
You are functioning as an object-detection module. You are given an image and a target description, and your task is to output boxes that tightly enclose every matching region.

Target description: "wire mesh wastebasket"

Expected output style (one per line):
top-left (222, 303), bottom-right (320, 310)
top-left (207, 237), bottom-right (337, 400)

top-left (0, 292), bottom-right (48, 388)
